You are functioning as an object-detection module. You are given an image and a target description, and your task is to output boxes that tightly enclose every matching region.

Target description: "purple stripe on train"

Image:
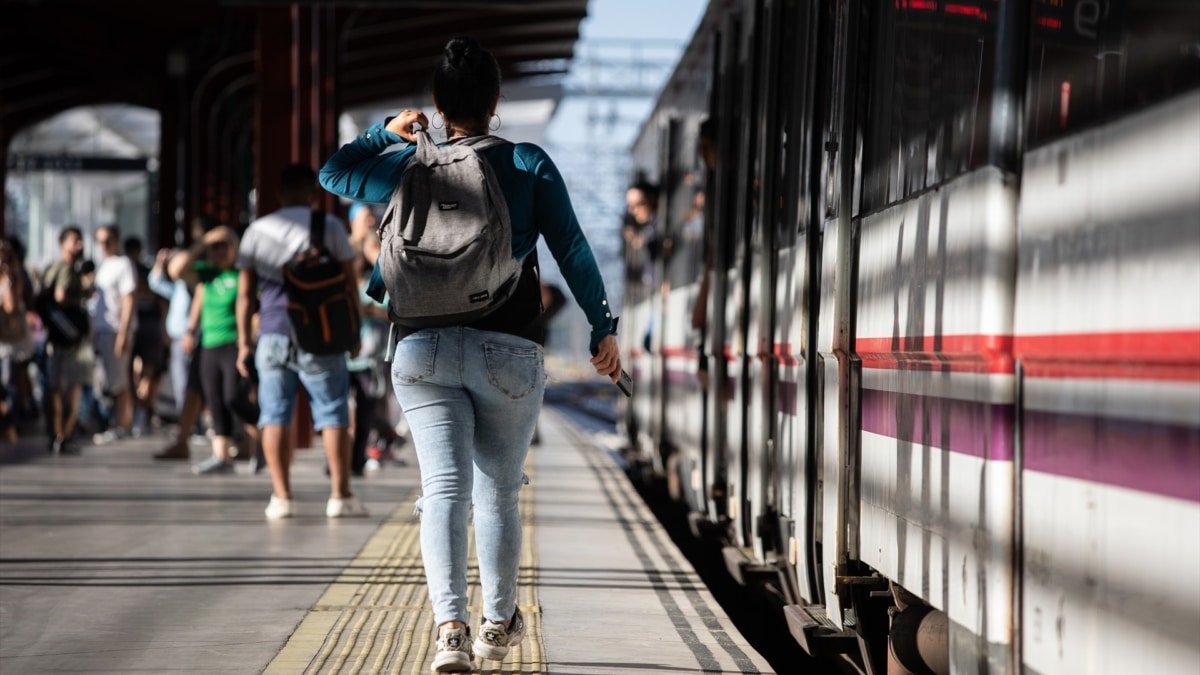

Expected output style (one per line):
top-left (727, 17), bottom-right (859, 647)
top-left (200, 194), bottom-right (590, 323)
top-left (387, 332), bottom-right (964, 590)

top-left (778, 380), bottom-right (797, 416)
top-left (861, 389), bottom-right (1200, 503)
top-left (1023, 410), bottom-right (1200, 504)
top-left (666, 368), bottom-right (702, 389)
top-left (861, 389), bottom-right (1015, 461)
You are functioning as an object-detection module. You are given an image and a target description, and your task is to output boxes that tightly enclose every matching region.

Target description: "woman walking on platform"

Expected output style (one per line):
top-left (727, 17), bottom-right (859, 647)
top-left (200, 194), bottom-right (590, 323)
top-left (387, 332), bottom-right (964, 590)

top-left (320, 37), bottom-right (623, 673)
top-left (177, 226), bottom-right (249, 475)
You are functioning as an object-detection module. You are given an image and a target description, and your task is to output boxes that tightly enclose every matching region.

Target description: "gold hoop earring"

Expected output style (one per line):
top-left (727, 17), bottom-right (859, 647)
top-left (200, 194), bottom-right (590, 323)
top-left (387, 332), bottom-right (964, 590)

top-left (432, 112), bottom-right (444, 130)
top-left (489, 113), bottom-right (501, 131)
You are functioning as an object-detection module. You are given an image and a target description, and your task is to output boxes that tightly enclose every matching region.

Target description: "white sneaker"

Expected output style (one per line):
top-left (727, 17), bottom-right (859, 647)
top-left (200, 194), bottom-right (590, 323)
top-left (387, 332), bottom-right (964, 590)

top-left (474, 607), bottom-right (525, 661)
top-left (91, 429), bottom-right (119, 445)
top-left (264, 495), bottom-right (294, 520)
top-left (431, 626), bottom-right (473, 673)
top-left (326, 496), bottom-right (369, 518)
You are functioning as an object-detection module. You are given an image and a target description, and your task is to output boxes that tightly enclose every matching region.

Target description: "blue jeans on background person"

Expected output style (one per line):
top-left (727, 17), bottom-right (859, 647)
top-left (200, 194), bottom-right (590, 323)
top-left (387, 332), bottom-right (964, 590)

top-left (78, 384), bottom-right (111, 433)
top-left (0, 355), bottom-right (13, 436)
top-left (391, 326), bottom-right (545, 628)
top-left (168, 339), bottom-right (190, 420)
top-left (255, 333), bottom-right (350, 430)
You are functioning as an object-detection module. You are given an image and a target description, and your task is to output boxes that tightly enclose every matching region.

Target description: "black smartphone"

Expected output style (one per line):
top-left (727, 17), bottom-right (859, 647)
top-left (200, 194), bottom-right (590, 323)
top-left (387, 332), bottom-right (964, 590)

top-left (592, 345), bottom-right (633, 398)
top-left (615, 369), bottom-right (633, 398)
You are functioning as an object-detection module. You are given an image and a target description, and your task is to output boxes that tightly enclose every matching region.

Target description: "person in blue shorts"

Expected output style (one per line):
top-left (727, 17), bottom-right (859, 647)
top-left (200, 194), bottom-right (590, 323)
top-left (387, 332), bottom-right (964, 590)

top-left (235, 164), bottom-right (367, 520)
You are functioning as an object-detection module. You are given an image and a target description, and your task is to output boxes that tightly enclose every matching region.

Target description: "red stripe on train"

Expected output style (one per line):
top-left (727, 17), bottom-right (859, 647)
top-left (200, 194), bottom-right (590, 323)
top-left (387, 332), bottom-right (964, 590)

top-left (661, 346), bottom-right (699, 359)
top-left (855, 331), bottom-right (1200, 381)
top-left (856, 334), bottom-right (1014, 374)
top-left (1017, 330), bottom-right (1200, 381)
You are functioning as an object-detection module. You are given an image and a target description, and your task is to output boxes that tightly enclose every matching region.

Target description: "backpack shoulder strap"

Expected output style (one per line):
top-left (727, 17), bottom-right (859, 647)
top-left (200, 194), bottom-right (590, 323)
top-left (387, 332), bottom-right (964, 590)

top-left (458, 135), bottom-right (511, 152)
top-left (415, 129), bottom-right (439, 165)
top-left (310, 209), bottom-right (325, 249)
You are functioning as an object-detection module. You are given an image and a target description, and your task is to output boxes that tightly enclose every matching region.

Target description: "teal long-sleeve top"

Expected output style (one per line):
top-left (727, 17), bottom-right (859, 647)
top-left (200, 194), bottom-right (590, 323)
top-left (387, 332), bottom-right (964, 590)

top-left (319, 123), bottom-right (617, 352)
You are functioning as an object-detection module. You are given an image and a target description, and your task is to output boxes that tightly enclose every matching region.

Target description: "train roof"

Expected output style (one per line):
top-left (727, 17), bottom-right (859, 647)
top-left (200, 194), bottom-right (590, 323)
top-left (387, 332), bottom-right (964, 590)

top-left (630, 0), bottom-right (726, 157)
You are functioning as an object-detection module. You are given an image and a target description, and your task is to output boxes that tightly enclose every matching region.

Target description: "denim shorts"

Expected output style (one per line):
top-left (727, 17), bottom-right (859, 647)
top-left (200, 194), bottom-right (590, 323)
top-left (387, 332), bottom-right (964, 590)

top-left (93, 331), bottom-right (133, 395)
top-left (254, 333), bottom-right (350, 430)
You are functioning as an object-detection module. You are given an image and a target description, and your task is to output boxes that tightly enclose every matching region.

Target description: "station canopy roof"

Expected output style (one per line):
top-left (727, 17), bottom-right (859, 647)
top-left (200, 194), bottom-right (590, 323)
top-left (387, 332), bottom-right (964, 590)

top-left (2, 0), bottom-right (590, 155)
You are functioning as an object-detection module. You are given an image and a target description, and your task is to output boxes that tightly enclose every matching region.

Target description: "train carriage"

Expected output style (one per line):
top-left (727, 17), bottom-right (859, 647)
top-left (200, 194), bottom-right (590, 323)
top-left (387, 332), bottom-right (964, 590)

top-left (1015, 5), bottom-right (1200, 669)
top-left (620, 0), bottom-right (1200, 673)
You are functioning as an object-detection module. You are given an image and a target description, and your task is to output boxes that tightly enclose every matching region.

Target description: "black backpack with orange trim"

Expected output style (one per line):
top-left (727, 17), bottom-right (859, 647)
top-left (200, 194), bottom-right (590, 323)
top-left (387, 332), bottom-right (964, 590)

top-left (282, 210), bottom-right (359, 355)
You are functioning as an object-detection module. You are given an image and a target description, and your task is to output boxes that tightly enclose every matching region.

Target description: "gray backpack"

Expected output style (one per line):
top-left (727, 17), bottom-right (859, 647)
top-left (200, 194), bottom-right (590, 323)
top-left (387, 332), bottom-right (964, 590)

top-left (377, 129), bottom-right (523, 328)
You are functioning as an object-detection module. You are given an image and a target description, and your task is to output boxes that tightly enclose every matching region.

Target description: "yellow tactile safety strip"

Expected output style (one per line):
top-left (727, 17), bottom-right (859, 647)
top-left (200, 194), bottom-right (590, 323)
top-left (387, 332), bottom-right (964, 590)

top-left (265, 470), bottom-right (545, 675)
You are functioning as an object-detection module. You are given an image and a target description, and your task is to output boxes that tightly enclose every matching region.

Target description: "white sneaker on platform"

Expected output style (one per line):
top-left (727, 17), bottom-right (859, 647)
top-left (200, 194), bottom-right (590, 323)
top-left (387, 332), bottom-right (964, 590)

top-left (326, 496), bottom-right (369, 518)
top-left (474, 607), bottom-right (525, 661)
top-left (264, 495), bottom-right (294, 520)
top-left (431, 626), bottom-right (473, 673)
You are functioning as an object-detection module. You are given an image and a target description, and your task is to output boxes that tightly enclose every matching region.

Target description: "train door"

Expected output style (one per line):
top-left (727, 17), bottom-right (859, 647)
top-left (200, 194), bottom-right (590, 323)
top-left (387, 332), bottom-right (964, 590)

top-left (849, 0), bottom-right (1028, 671)
top-left (811, 0), bottom-right (862, 633)
top-left (723, 0), bottom-right (766, 551)
top-left (1015, 4), bottom-right (1200, 673)
top-left (621, 149), bottom-right (659, 464)
top-left (741, 0), bottom-right (786, 567)
top-left (702, 12), bottom-right (739, 528)
top-left (701, 2), bottom-right (754, 543)
top-left (770, 0), bottom-right (823, 607)
top-left (657, 115), bottom-right (710, 514)
top-left (644, 120), bottom-right (674, 481)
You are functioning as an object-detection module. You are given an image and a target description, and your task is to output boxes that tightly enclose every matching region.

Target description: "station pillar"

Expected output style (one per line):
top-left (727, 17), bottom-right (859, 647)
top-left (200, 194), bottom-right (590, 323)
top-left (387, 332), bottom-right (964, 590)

top-left (255, 6), bottom-right (342, 450)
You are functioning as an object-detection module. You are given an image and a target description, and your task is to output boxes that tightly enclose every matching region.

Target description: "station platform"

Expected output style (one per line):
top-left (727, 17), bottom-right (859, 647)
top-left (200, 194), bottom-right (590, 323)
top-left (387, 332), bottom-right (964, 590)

top-left (0, 406), bottom-right (776, 674)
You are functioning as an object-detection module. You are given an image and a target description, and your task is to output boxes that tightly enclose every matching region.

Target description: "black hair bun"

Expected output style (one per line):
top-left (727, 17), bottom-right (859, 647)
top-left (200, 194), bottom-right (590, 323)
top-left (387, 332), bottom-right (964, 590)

top-left (444, 36), bottom-right (479, 69)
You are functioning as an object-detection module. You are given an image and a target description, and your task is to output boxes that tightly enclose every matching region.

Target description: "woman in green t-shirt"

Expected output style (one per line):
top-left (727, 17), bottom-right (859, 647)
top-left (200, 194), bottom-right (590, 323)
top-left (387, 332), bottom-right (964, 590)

top-left (188, 227), bottom-right (245, 475)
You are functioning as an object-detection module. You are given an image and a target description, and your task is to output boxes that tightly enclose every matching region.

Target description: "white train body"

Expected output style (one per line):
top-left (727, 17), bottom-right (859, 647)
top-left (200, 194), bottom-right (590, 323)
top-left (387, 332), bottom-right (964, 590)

top-left (618, 1), bottom-right (1200, 674)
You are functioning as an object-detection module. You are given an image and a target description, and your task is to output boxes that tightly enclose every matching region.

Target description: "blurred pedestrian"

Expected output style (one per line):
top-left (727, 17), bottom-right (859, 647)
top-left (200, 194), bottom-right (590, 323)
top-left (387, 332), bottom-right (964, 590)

top-left (347, 202), bottom-right (381, 274)
top-left (5, 236), bottom-right (38, 424)
top-left (345, 250), bottom-right (393, 476)
top-left (181, 226), bottom-right (249, 475)
top-left (236, 163), bottom-right (366, 519)
top-left (125, 236), bottom-right (168, 436)
top-left (0, 239), bottom-right (33, 444)
top-left (153, 217), bottom-right (215, 460)
top-left (38, 227), bottom-right (93, 454)
top-left (625, 178), bottom-right (661, 292)
top-left (91, 225), bottom-right (138, 443)
top-left (148, 248), bottom-right (196, 459)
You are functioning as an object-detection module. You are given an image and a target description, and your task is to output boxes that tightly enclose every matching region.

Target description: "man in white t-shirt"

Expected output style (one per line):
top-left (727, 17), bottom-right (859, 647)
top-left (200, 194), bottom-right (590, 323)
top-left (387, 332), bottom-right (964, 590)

top-left (91, 224), bottom-right (138, 442)
top-left (236, 163), bottom-right (366, 520)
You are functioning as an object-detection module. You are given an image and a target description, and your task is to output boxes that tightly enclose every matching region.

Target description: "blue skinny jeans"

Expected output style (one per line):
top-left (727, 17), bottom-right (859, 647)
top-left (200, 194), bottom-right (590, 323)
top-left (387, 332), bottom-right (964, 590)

top-left (390, 327), bottom-right (544, 626)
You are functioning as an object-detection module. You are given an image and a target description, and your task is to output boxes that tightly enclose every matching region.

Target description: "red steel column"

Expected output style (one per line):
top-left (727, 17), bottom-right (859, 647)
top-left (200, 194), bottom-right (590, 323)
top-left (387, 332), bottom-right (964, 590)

top-left (256, 6), bottom-right (313, 449)
top-left (255, 6), bottom-right (341, 450)
top-left (255, 7), bottom-right (291, 218)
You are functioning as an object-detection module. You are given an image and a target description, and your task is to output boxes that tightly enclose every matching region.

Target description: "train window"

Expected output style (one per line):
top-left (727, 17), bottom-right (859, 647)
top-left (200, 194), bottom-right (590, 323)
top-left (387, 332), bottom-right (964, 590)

top-left (860, 0), bottom-right (997, 212)
top-left (1027, 0), bottom-right (1200, 147)
top-left (666, 121), bottom-right (707, 290)
top-left (718, 21), bottom-right (749, 272)
top-left (775, 0), bottom-right (808, 246)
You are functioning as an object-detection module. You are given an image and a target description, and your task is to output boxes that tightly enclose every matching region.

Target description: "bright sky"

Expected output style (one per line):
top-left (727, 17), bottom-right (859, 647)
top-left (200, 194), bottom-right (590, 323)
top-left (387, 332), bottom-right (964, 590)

top-left (546, 0), bottom-right (707, 144)
top-left (579, 0), bottom-right (707, 41)
top-left (533, 0), bottom-right (706, 353)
